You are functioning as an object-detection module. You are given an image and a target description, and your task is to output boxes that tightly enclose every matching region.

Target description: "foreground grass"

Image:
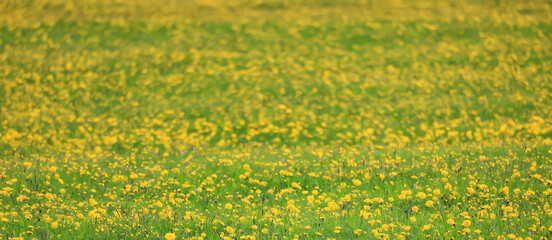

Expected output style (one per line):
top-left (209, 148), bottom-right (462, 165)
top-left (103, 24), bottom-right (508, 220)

top-left (1, 0), bottom-right (552, 239)
top-left (2, 144), bottom-right (552, 239)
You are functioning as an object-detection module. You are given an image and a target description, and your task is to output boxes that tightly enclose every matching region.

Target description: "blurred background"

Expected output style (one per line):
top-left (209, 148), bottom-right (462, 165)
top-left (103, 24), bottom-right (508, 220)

top-left (1, 0), bottom-right (551, 154)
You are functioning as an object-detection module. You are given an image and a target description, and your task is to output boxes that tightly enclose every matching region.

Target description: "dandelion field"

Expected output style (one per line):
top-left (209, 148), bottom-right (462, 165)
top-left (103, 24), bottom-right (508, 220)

top-left (1, 0), bottom-right (552, 239)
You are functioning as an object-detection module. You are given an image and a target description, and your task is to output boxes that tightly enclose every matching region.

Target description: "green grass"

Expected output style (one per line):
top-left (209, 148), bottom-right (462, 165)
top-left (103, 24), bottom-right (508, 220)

top-left (1, 0), bottom-right (552, 239)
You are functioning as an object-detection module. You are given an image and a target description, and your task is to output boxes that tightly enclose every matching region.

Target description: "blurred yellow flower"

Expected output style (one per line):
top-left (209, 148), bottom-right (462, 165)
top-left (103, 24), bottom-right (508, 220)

top-left (165, 233), bottom-right (176, 240)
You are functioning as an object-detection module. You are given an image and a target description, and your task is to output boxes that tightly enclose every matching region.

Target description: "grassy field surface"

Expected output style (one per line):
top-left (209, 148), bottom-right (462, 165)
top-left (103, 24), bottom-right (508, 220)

top-left (1, 0), bottom-right (552, 239)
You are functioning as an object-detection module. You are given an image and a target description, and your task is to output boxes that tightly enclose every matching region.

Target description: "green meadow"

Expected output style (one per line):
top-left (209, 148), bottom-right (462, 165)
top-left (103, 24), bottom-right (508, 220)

top-left (1, 0), bottom-right (551, 239)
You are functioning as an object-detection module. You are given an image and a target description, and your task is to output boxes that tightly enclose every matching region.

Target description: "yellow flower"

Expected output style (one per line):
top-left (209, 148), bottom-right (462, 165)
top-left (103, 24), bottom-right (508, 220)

top-left (23, 162), bottom-right (32, 168)
top-left (416, 192), bottom-right (426, 199)
top-left (291, 182), bottom-right (302, 189)
top-left (261, 228), bottom-right (269, 234)
top-left (225, 203), bottom-right (233, 210)
top-left (165, 233), bottom-right (176, 240)
top-left (462, 220), bottom-right (471, 227)
top-left (425, 200), bottom-right (434, 207)
top-left (88, 210), bottom-right (98, 218)
top-left (352, 179), bottom-right (362, 186)
top-left (447, 218), bottom-right (455, 225)
top-left (499, 186), bottom-right (509, 195)
top-left (89, 198), bottom-right (98, 206)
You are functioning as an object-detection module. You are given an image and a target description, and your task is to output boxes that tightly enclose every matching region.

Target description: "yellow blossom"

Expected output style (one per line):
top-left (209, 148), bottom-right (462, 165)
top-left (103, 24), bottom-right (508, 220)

top-left (165, 233), bottom-right (176, 240)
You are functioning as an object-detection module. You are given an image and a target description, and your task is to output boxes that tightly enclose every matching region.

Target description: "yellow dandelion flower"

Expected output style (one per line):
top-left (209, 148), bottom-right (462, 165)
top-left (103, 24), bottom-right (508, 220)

top-left (425, 200), bottom-right (434, 207)
top-left (164, 233), bottom-right (176, 240)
